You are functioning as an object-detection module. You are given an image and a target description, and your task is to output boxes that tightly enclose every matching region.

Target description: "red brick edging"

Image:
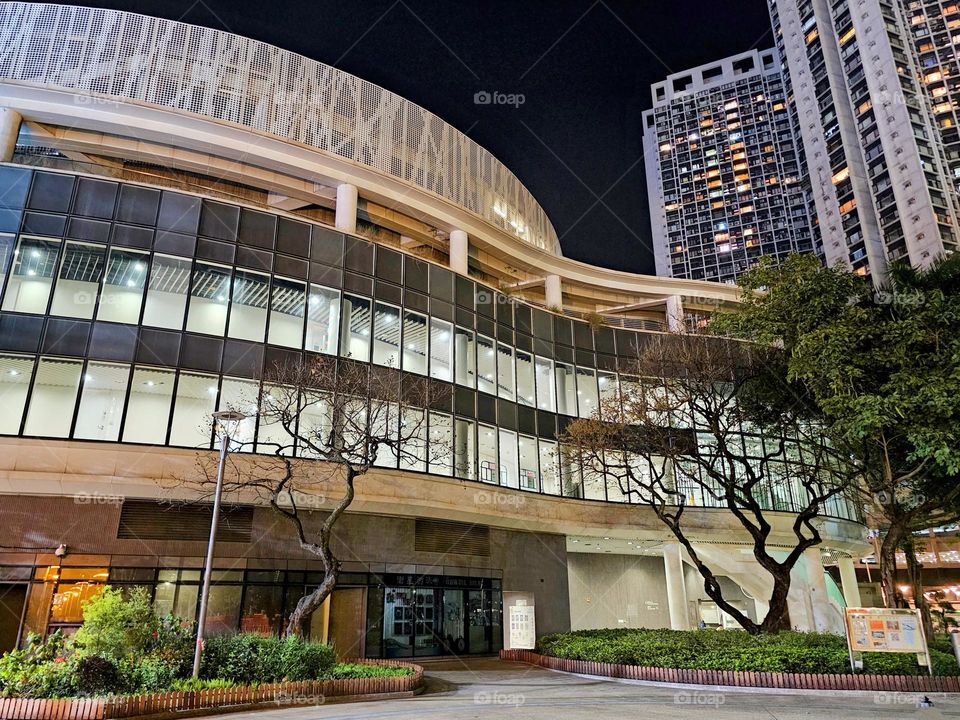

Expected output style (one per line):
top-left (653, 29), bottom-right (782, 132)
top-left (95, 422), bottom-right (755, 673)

top-left (500, 649), bottom-right (960, 693)
top-left (0, 659), bottom-right (423, 720)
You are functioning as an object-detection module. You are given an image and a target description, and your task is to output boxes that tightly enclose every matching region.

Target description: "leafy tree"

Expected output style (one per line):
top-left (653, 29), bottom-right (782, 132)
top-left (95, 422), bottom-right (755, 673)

top-left (72, 587), bottom-right (158, 662)
top-left (713, 254), bottom-right (960, 624)
top-left (562, 333), bottom-right (858, 634)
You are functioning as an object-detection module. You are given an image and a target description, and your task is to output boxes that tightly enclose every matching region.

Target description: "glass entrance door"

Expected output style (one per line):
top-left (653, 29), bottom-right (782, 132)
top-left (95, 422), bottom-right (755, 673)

top-left (413, 588), bottom-right (442, 656)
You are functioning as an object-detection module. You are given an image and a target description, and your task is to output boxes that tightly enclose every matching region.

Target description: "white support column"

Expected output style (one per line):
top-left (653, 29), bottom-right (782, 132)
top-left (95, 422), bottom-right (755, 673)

top-left (838, 556), bottom-right (862, 608)
top-left (0, 109), bottom-right (22, 162)
top-left (449, 229), bottom-right (468, 275)
top-left (804, 548), bottom-right (832, 632)
top-left (663, 542), bottom-right (690, 630)
top-left (335, 183), bottom-right (358, 234)
top-left (665, 294), bottom-right (685, 333)
top-left (544, 274), bottom-right (562, 309)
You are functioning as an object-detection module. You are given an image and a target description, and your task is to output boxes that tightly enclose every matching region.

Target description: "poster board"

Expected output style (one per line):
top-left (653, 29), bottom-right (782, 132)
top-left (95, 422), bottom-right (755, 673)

top-left (508, 600), bottom-right (536, 650)
top-left (844, 608), bottom-right (930, 674)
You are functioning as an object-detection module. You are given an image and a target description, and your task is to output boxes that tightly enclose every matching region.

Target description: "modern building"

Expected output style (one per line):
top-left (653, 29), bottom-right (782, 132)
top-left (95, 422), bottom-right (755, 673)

top-left (642, 49), bottom-right (816, 283)
top-left (904, 0), bottom-right (960, 198)
top-left (0, 3), bottom-right (866, 659)
top-left (766, 0), bottom-right (960, 280)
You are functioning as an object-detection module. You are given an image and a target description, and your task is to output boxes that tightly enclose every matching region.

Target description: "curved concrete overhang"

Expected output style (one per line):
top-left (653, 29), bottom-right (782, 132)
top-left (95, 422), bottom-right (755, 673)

top-left (0, 438), bottom-right (867, 556)
top-left (0, 82), bottom-right (743, 311)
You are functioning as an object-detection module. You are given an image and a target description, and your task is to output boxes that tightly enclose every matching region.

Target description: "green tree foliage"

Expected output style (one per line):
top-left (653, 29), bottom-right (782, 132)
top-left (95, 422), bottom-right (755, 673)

top-left (713, 254), bottom-right (960, 615)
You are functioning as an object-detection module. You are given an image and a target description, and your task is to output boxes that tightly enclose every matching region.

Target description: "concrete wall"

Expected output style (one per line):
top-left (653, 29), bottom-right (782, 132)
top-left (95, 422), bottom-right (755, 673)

top-left (567, 553), bottom-right (672, 630)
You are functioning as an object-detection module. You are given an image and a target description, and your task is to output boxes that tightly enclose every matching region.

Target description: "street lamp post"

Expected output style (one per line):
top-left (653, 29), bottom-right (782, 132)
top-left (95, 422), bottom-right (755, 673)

top-left (192, 410), bottom-right (248, 679)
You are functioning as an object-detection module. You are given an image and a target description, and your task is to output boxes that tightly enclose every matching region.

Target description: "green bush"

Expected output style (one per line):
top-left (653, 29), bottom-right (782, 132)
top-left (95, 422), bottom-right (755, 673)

top-left (0, 632), bottom-right (78, 698)
top-left (199, 634), bottom-right (336, 683)
top-left (536, 628), bottom-right (960, 677)
top-left (73, 588), bottom-right (158, 663)
top-left (76, 656), bottom-right (122, 696)
top-left (170, 678), bottom-right (236, 692)
top-left (330, 663), bottom-right (413, 679)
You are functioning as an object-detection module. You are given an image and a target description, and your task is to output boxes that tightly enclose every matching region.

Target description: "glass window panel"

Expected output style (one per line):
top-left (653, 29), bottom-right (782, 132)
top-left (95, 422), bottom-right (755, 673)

top-left (268, 277), bottom-right (305, 348)
top-left (257, 384), bottom-right (296, 455)
top-left (371, 401), bottom-right (399, 468)
top-left (454, 418), bottom-right (475, 480)
top-left (598, 371), bottom-right (617, 408)
top-left (516, 351), bottom-right (535, 407)
top-left (560, 443), bottom-right (582, 497)
top-left (306, 285), bottom-right (340, 354)
top-left (218, 377), bottom-right (259, 449)
top-left (50, 241), bottom-right (105, 319)
top-left (429, 319), bottom-right (453, 381)
top-left (2, 237), bottom-right (61, 314)
top-left (555, 362), bottom-right (577, 416)
top-left (169, 371), bottom-right (218, 448)
top-left (203, 585), bottom-right (242, 636)
top-left (240, 585), bottom-right (283, 636)
top-left (372, 302), bottom-right (401, 367)
top-left (497, 343), bottom-right (514, 401)
top-left (142, 254), bottom-right (191, 330)
top-left (186, 263), bottom-right (231, 335)
top-left (97, 248), bottom-right (148, 324)
top-left (296, 392), bottom-right (333, 458)
top-left (340, 294), bottom-right (371, 361)
top-left (74, 362), bottom-right (130, 441)
top-left (399, 408), bottom-right (426, 471)
top-left (583, 460), bottom-right (606, 500)
top-left (604, 451), bottom-right (628, 502)
top-left (454, 327), bottom-right (476, 388)
top-left (518, 435), bottom-right (538, 491)
top-left (498, 428), bottom-right (518, 488)
top-left (477, 335), bottom-right (496, 395)
top-left (24, 357), bottom-right (83, 437)
top-left (0, 355), bottom-right (34, 435)
top-left (538, 439), bottom-right (561, 495)
top-left (576, 367), bottom-right (598, 418)
top-left (478, 424), bottom-right (498, 484)
top-left (402, 310), bottom-right (427, 375)
top-left (228, 270), bottom-right (269, 342)
top-left (428, 412), bottom-right (453, 476)
top-left (122, 367), bottom-right (175, 444)
top-left (534, 356), bottom-right (555, 412)
top-left (0, 233), bottom-right (15, 296)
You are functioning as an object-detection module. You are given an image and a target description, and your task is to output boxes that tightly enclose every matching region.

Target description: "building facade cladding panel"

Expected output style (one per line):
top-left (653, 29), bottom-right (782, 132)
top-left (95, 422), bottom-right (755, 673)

top-left (767, 0), bottom-right (960, 281)
top-left (643, 49), bottom-right (816, 283)
top-left (0, 165), bottom-right (862, 523)
top-left (0, 2), bottom-right (560, 255)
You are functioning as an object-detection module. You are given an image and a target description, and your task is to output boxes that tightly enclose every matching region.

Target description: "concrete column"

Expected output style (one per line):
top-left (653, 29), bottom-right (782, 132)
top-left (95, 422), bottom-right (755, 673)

top-left (804, 548), bottom-right (832, 632)
top-left (838, 556), bottom-right (862, 608)
top-left (663, 542), bottom-right (690, 630)
top-left (544, 274), bottom-right (562, 309)
top-left (335, 183), bottom-right (358, 234)
top-left (0, 109), bottom-right (22, 162)
top-left (449, 229), bottom-right (469, 275)
top-left (665, 294), bottom-right (684, 333)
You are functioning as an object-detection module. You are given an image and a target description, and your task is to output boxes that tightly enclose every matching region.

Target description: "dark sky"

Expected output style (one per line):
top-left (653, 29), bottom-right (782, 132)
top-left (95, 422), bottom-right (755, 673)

top-left (72, 0), bottom-right (772, 274)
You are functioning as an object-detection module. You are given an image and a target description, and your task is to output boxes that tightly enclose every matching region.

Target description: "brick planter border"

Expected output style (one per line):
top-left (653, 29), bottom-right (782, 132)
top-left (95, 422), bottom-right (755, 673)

top-left (0, 659), bottom-right (423, 720)
top-left (500, 649), bottom-right (960, 693)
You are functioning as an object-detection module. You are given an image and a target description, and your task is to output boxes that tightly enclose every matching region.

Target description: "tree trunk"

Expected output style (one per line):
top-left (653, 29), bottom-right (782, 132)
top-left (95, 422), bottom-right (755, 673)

top-left (902, 539), bottom-right (933, 637)
top-left (285, 565), bottom-right (339, 637)
top-left (758, 570), bottom-right (792, 633)
top-left (879, 521), bottom-right (905, 608)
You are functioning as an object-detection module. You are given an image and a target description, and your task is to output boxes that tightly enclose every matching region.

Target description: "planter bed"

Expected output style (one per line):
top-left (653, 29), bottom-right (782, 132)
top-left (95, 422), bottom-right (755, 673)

top-left (0, 660), bottom-right (422, 720)
top-left (501, 649), bottom-right (960, 693)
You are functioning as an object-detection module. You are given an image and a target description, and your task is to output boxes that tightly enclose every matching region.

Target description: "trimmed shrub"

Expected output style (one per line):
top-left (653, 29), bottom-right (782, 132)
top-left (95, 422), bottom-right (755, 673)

top-left (76, 656), bottom-right (122, 696)
top-left (535, 628), bottom-right (960, 677)
top-left (199, 634), bottom-right (336, 683)
top-left (330, 663), bottom-right (413, 679)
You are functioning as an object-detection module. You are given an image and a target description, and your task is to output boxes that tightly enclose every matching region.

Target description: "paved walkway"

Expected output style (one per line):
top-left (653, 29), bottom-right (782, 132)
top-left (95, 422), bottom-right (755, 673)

top-left (215, 658), bottom-right (960, 719)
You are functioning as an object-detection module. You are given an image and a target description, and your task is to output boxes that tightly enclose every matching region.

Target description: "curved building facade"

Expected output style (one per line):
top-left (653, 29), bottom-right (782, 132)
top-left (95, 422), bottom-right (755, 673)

top-left (0, 3), bottom-right (865, 658)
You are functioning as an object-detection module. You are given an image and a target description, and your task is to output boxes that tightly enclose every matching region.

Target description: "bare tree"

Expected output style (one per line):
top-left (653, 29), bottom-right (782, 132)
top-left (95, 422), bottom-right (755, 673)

top-left (562, 334), bottom-right (859, 634)
top-left (192, 355), bottom-right (449, 636)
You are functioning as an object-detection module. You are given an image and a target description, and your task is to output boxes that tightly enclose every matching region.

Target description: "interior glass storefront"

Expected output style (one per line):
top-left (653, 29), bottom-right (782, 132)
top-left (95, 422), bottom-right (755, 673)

top-left (3, 565), bottom-right (503, 658)
top-left (364, 574), bottom-right (502, 658)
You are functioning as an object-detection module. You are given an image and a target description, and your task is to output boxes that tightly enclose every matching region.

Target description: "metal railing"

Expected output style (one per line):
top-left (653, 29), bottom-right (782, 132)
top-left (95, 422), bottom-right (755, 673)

top-left (0, 2), bottom-right (560, 255)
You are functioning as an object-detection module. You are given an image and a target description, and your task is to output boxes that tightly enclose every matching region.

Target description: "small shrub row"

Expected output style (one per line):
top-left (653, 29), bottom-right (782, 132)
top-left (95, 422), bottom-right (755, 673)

top-left (535, 629), bottom-right (960, 677)
top-left (198, 633), bottom-right (336, 684)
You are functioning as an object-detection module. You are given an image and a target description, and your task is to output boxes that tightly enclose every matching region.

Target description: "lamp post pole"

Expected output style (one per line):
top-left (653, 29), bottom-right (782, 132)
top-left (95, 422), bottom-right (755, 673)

top-left (192, 410), bottom-right (247, 679)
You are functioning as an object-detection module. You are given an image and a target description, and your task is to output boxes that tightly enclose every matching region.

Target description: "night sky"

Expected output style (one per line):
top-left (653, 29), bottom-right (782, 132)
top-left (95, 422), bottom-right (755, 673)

top-left (72, 1), bottom-right (772, 274)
